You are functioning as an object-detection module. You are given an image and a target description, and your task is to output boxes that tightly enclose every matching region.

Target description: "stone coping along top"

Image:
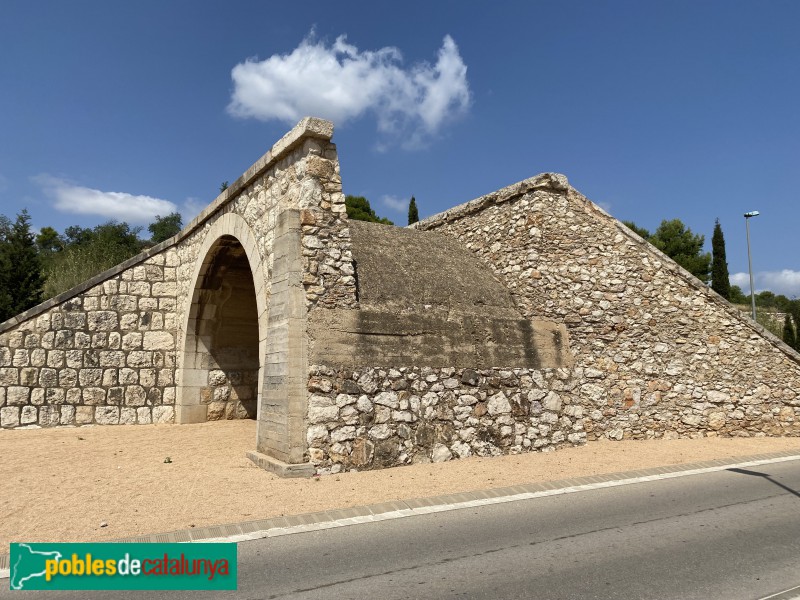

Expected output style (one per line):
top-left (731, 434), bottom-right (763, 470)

top-left (412, 171), bottom-right (800, 368)
top-left (0, 117), bottom-right (335, 334)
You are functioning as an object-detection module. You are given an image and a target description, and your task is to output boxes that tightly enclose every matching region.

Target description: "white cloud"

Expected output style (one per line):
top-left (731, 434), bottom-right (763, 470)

top-left (730, 272), bottom-right (750, 289)
top-left (731, 270), bottom-right (800, 297)
top-left (227, 33), bottom-right (470, 146)
top-left (381, 195), bottom-right (409, 213)
top-left (33, 175), bottom-right (177, 224)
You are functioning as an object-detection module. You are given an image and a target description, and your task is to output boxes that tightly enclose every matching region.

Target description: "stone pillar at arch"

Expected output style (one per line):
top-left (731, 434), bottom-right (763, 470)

top-left (171, 117), bottom-right (355, 477)
top-left (0, 117), bottom-right (357, 477)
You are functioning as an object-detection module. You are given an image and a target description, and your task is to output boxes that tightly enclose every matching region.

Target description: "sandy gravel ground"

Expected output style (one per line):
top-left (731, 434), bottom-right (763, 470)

top-left (2, 420), bottom-right (800, 549)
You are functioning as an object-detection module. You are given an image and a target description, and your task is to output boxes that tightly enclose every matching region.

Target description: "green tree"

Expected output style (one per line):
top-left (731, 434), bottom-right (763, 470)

top-left (710, 218), bottom-right (731, 299)
top-left (35, 226), bottom-right (65, 278)
top-left (622, 221), bottom-right (651, 240)
top-left (775, 294), bottom-right (792, 312)
top-left (148, 212), bottom-right (183, 244)
top-left (0, 210), bottom-right (45, 321)
top-left (220, 181), bottom-right (229, 193)
top-left (649, 219), bottom-right (711, 283)
top-left (43, 221), bottom-right (144, 298)
top-left (345, 195), bottom-right (393, 225)
top-left (0, 215), bottom-right (11, 318)
top-left (89, 222), bottom-right (143, 256)
top-left (36, 226), bottom-right (64, 254)
top-left (783, 313), bottom-right (796, 348)
top-left (789, 301), bottom-right (800, 352)
top-left (729, 285), bottom-right (748, 304)
top-left (63, 224), bottom-right (95, 247)
top-left (755, 290), bottom-right (776, 308)
top-left (408, 196), bottom-right (419, 225)
top-left (797, 320), bottom-right (800, 353)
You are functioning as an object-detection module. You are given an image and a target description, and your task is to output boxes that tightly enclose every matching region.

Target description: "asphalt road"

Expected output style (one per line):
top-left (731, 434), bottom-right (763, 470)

top-left (5, 459), bottom-right (800, 599)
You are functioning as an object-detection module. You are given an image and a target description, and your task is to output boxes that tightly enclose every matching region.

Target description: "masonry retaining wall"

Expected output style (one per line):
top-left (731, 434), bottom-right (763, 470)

top-left (302, 215), bottom-right (576, 473)
top-left (415, 174), bottom-right (800, 443)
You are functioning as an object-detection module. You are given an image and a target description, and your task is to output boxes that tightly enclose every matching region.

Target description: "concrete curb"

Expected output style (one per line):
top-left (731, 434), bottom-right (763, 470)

top-left (3, 448), bottom-right (800, 579)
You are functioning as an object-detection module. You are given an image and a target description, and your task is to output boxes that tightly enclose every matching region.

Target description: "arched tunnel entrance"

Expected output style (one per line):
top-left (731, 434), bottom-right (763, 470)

top-left (179, 235), bottom-right (260, 422)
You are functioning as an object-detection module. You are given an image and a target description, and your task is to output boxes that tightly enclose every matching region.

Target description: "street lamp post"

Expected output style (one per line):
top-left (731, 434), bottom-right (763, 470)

top-left (744, 211), bottom-right (760, 321)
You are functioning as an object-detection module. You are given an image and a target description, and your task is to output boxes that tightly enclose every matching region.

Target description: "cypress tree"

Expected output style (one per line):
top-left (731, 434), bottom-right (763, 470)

top-left (408, 196), bottom-right (419, 225)
top-left (0, 210), bottom-right (44, 321)
top-left (783, 314), bottom-right (796, 349)
top-left (791, 303), bottom-right (800, 352)
top-left (711, 218), bottom-right (731, 299)
top-left (796, 321), bottom-right (800, 353)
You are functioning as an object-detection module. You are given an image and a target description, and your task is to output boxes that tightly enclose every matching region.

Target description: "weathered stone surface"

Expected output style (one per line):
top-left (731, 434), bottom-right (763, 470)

top-left (59, 405), bottom-right (75, 425)
top-left (369, 424), bottom-right (392, 440)
top-left (88, 311), bottom-right (118, 331)
top-left (75, 406), bottom-right (94, 424)
top-left (306, 366), bottom-right (582, 472)
top-left (7, 386), bottom-right (29, 405)
top-left (708, 412), bottom-right (726, 430)
top-left (487, 392), bottom-right (512, 415)
top-left (20, 405), bottom-right (37, 425)
top-left (120, 407), bottom-right (137, 425)
top-left (374, 391), bottom-right (399, 409)
top-left (707, 391), bottom-right (730, 404)
top-left (307, 425), bottom-right (328, 444)
top-left (431, 443), bottom-right (453, 463)
top-left (308, 404), bottom-right (339, 424)
top-left (39, 406), bottom-right (59, 427)
top-left (136, 407), bottom-right (152, 424)
top-left (95, 407), bottom-right (119, 425)
top-left (0, 406), bottom-right (20, 427)
top-left (143, 331), bottom-right (174, 350)
top-left (153, 406), bottom-right (174, 424)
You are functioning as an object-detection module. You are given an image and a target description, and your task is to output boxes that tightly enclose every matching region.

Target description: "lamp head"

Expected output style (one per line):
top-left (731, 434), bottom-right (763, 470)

top-left (744, 211), bottom-right (760, 218)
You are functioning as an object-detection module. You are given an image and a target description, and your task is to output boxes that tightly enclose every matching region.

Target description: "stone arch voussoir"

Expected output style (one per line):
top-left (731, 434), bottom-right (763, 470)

top-left (176, 212), bottom-right (268, 425)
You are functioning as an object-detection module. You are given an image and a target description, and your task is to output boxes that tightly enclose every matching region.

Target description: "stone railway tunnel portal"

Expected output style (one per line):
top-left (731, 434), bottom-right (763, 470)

top-left (178, 234), bottom-right (260, 423)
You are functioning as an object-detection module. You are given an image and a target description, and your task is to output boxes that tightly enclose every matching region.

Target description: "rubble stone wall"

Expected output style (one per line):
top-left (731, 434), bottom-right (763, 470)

top-left (301, 173), bottom-right (800, 475)
top-left (305, 365), bottom-right (582, 474)
top-left (414, 173), bottom-right (800, 443)
top-left (303, 216), bottom-right (578, 474)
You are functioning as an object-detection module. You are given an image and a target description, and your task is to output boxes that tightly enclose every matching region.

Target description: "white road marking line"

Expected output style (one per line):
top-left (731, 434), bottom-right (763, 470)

top-left (194, 454), bottom-right (800, 544)
top-left (758, 583), bottom-right (800, 599)
top-left (1, 453), bottom-right (799, 581)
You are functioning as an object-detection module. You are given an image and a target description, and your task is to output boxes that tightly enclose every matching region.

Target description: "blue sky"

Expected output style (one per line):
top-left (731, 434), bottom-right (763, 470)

top-left (1, 0), bottom-right (798, 295)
